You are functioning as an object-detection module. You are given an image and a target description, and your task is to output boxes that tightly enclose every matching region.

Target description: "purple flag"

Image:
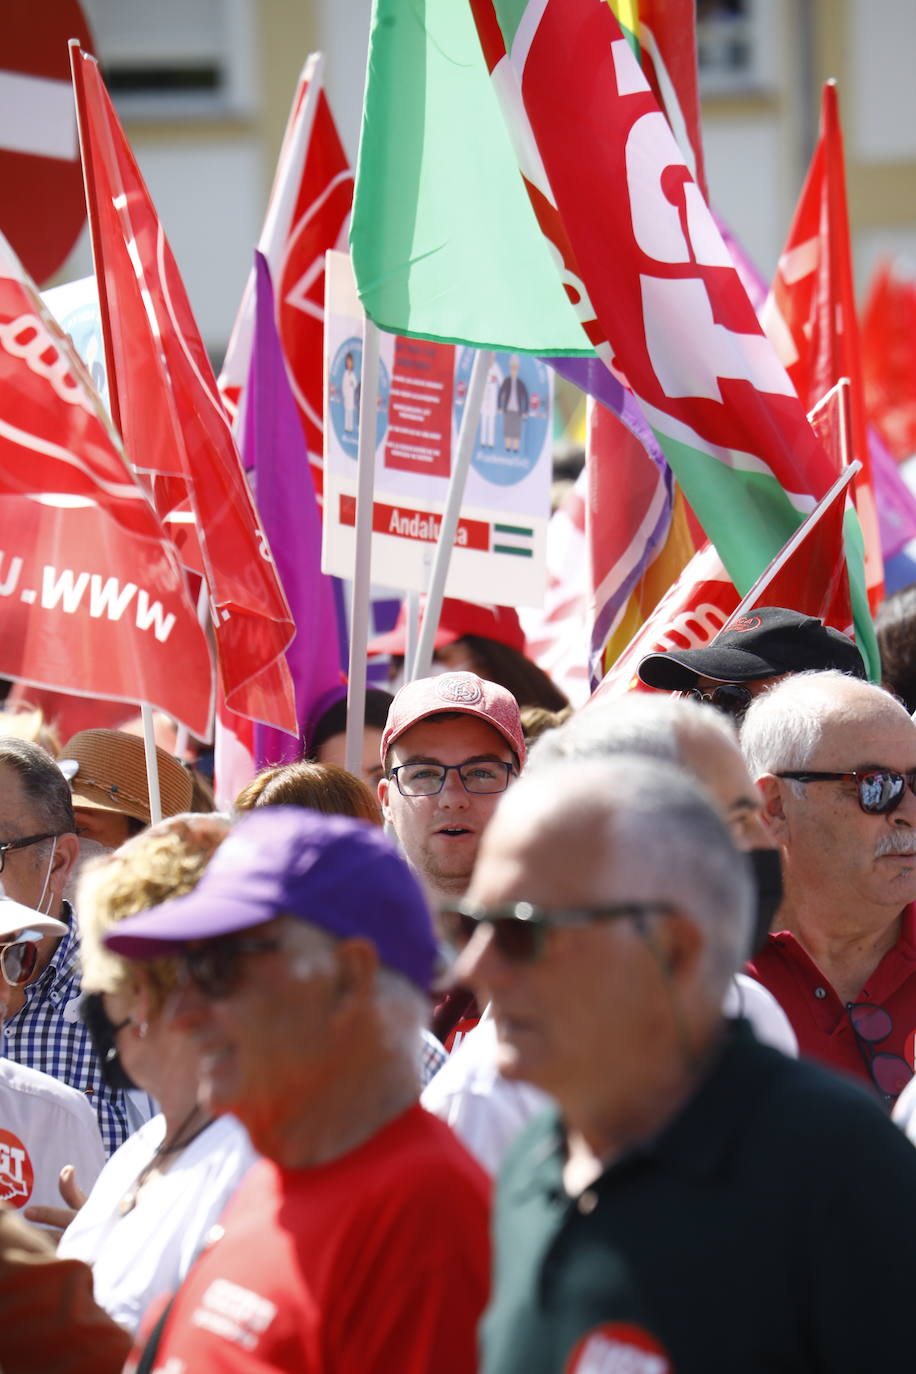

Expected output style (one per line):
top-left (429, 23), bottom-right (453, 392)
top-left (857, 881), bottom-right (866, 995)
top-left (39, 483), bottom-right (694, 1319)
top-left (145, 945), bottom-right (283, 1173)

top-left (245, 252), bottom-right (343, 767)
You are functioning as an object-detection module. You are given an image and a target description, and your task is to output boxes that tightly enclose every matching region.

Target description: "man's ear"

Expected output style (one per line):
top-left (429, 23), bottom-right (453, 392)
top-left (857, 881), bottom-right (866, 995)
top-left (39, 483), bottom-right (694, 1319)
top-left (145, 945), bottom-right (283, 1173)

top-left (332, 938), bottom-right (380, 1010)
top-left (649, 909), bottom-right (704, 982)
top-left (756, 774), bottom-right (790, 842)
top-left (377, 775), bottom-right (393, 826)
top-left (50, 832), bottom-right (81, 891)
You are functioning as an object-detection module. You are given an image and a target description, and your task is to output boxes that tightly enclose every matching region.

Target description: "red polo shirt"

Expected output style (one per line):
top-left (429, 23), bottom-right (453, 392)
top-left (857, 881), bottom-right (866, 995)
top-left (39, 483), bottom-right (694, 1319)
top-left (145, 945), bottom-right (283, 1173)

top-left (747, 905), bottom-right (916, 1103)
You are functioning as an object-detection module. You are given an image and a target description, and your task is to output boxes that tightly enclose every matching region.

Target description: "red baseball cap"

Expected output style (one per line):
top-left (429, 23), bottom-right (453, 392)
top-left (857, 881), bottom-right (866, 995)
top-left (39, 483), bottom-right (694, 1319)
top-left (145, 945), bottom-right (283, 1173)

top-left (381, 672), bottom-right (526, 768)
top-left (367, 598), bottom-right (526, 657)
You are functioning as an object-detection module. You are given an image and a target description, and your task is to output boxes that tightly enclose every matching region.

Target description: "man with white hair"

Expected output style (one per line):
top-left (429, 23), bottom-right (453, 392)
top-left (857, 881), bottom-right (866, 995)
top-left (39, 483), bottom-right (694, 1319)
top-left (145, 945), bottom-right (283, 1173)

top-left (742, 670), bottom-right (916, 1107)
top-left (423, 695), bottom-right (794, 1173)
top-left (456, 757), bottom-right (916, 1373)
top-left (105, 807), bottom-right (489, 1374)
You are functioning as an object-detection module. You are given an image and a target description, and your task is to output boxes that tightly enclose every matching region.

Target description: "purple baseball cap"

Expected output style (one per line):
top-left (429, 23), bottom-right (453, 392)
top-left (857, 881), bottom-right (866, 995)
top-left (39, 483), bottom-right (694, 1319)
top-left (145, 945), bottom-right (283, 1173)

top-left (103, 807), bottom-right (439, 994)
top-left (381, 672), bottom-right (526, 767)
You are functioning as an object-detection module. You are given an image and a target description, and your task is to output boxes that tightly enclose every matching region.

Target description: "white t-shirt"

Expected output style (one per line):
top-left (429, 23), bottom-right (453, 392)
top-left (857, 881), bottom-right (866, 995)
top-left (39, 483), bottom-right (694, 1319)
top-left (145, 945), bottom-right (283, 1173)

top-left (423, 981), bottom-right (797, 1176)
top-left (0, 1057), bottom-right (106, 1217)
top-left (58, 1111), bottom-right (256, 1334)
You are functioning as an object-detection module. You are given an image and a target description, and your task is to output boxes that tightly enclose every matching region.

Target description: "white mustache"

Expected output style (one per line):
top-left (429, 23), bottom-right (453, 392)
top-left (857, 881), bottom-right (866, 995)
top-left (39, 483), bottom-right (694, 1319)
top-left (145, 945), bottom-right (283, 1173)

top-left (875, 834), bottom-right (916, 858)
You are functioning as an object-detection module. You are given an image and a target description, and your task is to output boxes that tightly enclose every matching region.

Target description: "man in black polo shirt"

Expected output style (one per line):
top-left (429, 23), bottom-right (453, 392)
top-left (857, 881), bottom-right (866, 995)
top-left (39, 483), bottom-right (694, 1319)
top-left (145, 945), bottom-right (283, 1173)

top-left (453, 755), bottom-right (916, 1374)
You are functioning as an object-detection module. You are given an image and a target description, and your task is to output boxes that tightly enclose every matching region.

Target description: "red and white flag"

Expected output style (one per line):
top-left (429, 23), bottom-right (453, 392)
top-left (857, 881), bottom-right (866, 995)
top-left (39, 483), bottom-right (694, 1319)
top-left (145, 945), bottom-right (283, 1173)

top-left (591, 463), bottom-right (855, 703)
top-left (219, 51), bottom-right (353, 481)
top-left (0, 233), bottom-right (212, 736)
top-left (71, 45), bottom-right (297, 734)
top-left (760, 80), bottom-right (882, 609)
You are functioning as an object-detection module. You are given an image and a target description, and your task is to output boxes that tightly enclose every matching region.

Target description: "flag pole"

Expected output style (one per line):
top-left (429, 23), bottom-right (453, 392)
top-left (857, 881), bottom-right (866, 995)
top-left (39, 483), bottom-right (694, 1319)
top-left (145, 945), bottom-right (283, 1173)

top-left (404, 590), bottom-right (420, 682)
top-left (411, 348), bottom-right (493, 680)
top-left (719, 459), bottom-right (861, 631)
top-left (344, 317), bottom-right (380, 776)
top-left (140, 705), bottom-right (163, 823)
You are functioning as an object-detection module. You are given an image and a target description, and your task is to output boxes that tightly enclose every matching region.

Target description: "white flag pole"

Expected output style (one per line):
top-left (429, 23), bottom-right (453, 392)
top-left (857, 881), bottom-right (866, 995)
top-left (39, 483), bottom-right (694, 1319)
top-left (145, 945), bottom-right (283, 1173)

top-left (404, 589), bottom-right (420, 683)
top-left (345, 318), bottom-right (380, 776)
top-left (140, 704), bottom-right (162, 824)
top-left (410, 348), bottom-right (493, 680)
top-left (719, 459), bottom-right (861, 631)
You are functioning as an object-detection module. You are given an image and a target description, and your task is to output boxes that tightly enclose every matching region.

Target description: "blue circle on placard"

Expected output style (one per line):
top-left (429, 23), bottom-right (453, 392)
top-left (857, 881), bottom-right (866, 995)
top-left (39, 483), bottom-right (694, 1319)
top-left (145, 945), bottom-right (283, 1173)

top-left (454, 349), bottom-right (549, 487)
top-left (329, 338), bottom-right (389, 457)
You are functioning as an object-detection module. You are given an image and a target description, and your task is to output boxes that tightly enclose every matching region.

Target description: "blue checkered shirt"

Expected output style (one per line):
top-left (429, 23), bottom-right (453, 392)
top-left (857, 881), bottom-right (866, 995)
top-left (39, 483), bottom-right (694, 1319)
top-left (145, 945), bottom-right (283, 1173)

top-left (419, 1028), bottom-right (447, 1087)
top-left (2, 903), bottom-right (132, 1156)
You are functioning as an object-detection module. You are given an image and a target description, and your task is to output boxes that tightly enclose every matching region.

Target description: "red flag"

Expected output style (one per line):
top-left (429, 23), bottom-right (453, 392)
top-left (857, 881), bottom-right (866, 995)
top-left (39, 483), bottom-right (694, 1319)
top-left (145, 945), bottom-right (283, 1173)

top-left (760, 80), bottom-right (882, 609)
top-left (219, 52), bottom-right (353, 483)
top-left (71, 45), bottom-right (297, 734)
top-left (0, 233), bottom-right (212, 736)
top-left (861, 259), bottom-right (916, 462)
top-left (592, 466), bottom-right (854, 703)
top-left (625, 0), bottom-right (707, 199)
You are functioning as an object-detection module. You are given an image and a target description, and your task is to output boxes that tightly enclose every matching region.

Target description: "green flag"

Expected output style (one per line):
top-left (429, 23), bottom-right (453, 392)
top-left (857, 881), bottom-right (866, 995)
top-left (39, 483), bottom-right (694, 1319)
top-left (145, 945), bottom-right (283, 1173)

top-left (350, 0), bottom-right (592, 355)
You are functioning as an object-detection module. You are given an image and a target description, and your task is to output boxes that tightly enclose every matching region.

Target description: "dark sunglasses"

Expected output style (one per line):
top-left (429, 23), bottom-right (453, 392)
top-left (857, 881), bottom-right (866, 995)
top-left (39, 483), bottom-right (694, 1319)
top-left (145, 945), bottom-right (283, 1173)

top-left (176, 934), bottom-right (283, 1000)
top-left (847, 1001), bottom-right (913, 1106)
top-left (440, 900), bottom-right (674, 964)
top-left (777, 769), bottom-right (916, 816)
top-left (684, 683), bottom-right (753, 721)
top-left (0, 929), bottom-right (44, 987)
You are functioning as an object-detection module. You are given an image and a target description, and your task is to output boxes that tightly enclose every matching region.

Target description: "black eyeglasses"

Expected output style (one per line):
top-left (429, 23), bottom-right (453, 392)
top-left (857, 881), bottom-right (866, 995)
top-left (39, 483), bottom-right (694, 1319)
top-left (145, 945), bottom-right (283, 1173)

top-left (846, 1002), bottom-right (913, 1106)
top-left (0, 832), bottom-right (60, 874)
top-left (684, 684), bottom-right (753, 721)
top-left (0, 928), bottom-right (44, 986)
top-left (777, 769), bottom-right (916, 816)
top-left (389, 761), bottom-right (515, 797)
top-left (440, 900), bottom-right (674, 963)
top-left (176, 934), bottom-right (283, 1000)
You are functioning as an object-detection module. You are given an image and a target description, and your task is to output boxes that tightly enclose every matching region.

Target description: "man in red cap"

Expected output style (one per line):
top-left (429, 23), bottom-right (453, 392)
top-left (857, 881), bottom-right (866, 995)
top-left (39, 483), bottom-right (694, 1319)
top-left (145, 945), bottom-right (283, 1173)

top-left (379, 672), bottom-right (526, 1048)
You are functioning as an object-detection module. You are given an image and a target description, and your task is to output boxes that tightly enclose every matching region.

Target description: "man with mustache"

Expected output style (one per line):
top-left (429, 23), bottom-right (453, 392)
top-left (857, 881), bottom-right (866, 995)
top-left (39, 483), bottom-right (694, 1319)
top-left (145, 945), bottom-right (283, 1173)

top-left (741, 671), bottom-right (916, 1107)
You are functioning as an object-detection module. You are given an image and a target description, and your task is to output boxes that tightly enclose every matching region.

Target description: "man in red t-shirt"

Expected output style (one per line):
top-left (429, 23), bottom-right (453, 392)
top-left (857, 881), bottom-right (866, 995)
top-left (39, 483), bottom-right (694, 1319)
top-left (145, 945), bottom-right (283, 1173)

top-left (742, 670), bottom-right (916, 1107)
top-left (106, 808), bottom-right (490, 1373)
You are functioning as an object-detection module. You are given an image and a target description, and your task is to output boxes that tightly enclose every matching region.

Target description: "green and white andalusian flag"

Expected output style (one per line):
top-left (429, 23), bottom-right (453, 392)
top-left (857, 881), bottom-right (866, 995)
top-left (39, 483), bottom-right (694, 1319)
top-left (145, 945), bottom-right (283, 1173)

top-left (351, 0), bottom-right (878, 675)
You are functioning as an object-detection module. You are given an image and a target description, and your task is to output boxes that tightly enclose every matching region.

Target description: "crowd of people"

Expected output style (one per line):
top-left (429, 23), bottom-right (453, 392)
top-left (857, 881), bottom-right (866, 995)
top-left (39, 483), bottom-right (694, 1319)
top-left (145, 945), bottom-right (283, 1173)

top-left (3, 599), bottom-right (916, 1371)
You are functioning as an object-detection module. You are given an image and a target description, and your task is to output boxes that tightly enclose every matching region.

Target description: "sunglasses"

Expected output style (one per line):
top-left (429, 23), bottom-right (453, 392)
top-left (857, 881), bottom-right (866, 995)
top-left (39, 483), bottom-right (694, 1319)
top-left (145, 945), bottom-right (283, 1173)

top-left (847, 1001), bottom-right (913, 1106)
top-left (440, 900), bottom-right (674, 964)
top-left (684, 684), bottom-right (753, 721)
top-left (176, 934), bottom-right (283, 1000)
top-left (777, 769), bottom-right (916, 816)
top-left (0, 928), bottom-right (44, 987)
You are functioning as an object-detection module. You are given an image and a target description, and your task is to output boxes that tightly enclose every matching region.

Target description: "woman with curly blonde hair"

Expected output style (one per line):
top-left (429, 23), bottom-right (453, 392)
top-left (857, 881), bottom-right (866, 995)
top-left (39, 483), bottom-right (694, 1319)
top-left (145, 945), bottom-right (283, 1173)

top-left (56, 813), bottom-right (256, 1335)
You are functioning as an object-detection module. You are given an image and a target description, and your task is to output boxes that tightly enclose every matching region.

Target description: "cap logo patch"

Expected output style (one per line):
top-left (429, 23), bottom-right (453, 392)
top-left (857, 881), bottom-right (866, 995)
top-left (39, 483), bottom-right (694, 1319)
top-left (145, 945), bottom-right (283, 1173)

top-left (731, 616), bottom-right (763, 634)
top-left (435, 673), bottom-right (483, 705)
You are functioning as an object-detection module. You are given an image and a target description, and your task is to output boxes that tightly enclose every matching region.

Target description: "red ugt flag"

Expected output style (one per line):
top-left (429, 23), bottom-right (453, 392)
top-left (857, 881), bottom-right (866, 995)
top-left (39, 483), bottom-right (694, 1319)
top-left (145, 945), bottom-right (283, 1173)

top-left (0, 234), bottom-right (212, 736)
top-left (71, 45), bottom-right (297, 734)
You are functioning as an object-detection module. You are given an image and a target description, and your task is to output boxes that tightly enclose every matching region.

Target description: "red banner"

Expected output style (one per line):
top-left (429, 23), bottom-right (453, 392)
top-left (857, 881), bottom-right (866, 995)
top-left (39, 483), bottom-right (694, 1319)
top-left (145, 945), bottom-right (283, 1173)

top-left (0, 244), bottom-right (212, 735)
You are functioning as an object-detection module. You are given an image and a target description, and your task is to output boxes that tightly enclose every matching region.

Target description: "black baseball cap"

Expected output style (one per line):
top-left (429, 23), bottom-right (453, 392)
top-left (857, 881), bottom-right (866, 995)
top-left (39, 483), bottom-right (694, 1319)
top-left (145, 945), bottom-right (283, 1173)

top-left (637, 608), bottom-right (867, 690)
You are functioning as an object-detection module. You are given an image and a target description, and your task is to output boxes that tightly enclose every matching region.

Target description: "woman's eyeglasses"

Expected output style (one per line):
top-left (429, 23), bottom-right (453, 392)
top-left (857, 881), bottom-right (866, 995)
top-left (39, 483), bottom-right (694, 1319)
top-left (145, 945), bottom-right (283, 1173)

top-left (777, 769), bottom-right (916, 816)
top-left (440, 900), bottom-right (674, 964)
